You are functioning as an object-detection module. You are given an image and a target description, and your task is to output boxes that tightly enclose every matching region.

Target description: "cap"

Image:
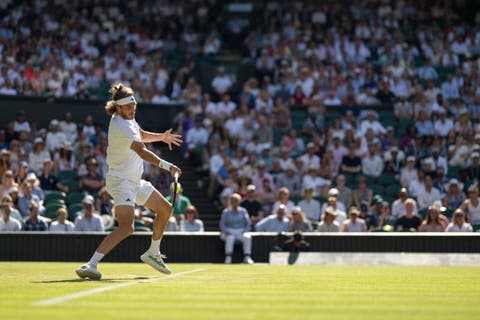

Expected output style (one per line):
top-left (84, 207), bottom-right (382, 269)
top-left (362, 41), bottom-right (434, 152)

top-left (257, 160), bottom-right (266, 168)
top-left (407, 156), bottom-right (416, 162)
top-left (471, 152), bottom-right (480, 159)
top-left (34, 137), bottom-right (43, 144)
top-left (1, 149), bottom-right (10, 155)
top-left (445, 178), bottom-right (464, 191)
top-left (82, 195), bottom-right (94, 205)
top-left (307, 142), bottom-right (315, 149)
top-left (400, 187), bottom-right (408, 194)
top-left (348, 206), bottom-right (360, 215)
top-left (26, 172), bottom-right (37, 180)
top-left (286, 164), bottom-right (296, 172)
top-left (431, 200), bottom-right (446, 212)
top-left (324, 206), bottom-right (338, 216)
top-left (8, 186), bottom-right (19, 193)
top-left (50, 119), bottom-right (59, 126)
top-left (19, 161), bottom-right (28, 168)
top-left (328, 188), bottom-right (339, 196)
top-left (381, 201), bottom-right (389, 208)
top-left (372, 194), bottom-right (384, 204)
top-left (246, 184), bottom-right (256, 192)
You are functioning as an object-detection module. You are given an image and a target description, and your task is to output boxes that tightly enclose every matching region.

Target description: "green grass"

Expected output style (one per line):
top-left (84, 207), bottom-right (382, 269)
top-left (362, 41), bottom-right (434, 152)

top-left (1, 262), bottom-right (480, 320)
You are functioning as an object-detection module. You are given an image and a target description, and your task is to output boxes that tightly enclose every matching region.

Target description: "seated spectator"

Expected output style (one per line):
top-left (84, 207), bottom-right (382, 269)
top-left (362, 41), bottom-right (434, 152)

top-left (95, 187), bottom-right (114, 216)
top-left (28, 137), bottom-right (51, 175)
top-left (353, 176), bottom-right (373, 209)
top-left (418, 205), bottom-right (446, 232)
top-left (80, 157), bottom-right (105, 195)
top-left (219, 193), bottom-right (253, 264)
top-left (74, 195), bottom-right (104, 232)
top-left (180, 205), bottom-right (204, 232)
top-left (1, 195), bottom-right (21, 221)
top-left (341, 145), bottom-right (362, 175)
top-left (165, 183), bottom-right (192, 222)
top-left (321, 191), bottom-right (347, 223)
top-left (25, 172), bottom-right (43, 202)
top-left (18, 182), bottom-right (43, 218)
top-left (0, 149), bottom-right (11, 178)
top-left (416, 175), bottom-right (441, 210)
top-left (276, 164), bottom-right (302, 198)
top-left (0, 197), bottom-right (22, 231)
top-left (442, 179), bottom-right (465, 211)
top-left (0, 170), bottom-right (17, 197)
top-left (317, 206), bottom-right (340, 232)
top-left (38, 159), bottom-right (69, 193)
top-left (461, 184), bottom-right (480, 225)
top-left (341, 206), bottom-right (367, 232)
top-left (391, 188), bottom-right (419, 218)
top-left (373, 201), bottom-right (396, 231)
top-left (49, 207), bottom-right (74, 232)
top-left (334, 174), bottom-right (353, 209)
top-left (15, 161), bottom-right (29, 185)
top-left (288, 206), bottom-right (312, 232)
top-left (400, 156), bottom-right (418, 187)
top-left (282, 230), bottom-right (310, 252)
top-left (272, 187), bottom-right (295, 215)
top-left (23, 201), bottom-right (48, 231)
top-left (362, 143), bottom-right (384, 178)
top-left (298, 186), bottom-right (321, 222)
top-left (255, 204), bottom-right (290, 232)
top-left (185, 117), bottom-right (208, 166)
top-left (240, 184), bottom-right (264, 226)
top-left (446, 209), bottom-right (473, 232)
top-left (257, 178), bottom-right (276, 215)
top-left (395, 199), bottom-right (422, 231)
top-left (300, 142), bottom-right (320, 170)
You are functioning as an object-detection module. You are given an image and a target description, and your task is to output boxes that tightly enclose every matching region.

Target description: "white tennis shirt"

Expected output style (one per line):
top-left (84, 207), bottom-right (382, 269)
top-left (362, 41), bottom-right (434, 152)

top-left (106, 114), bottom-right (143, 183)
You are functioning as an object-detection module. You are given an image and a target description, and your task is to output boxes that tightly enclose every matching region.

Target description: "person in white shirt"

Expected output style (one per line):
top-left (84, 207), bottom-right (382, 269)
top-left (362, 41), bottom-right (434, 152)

top-left (300, 142), bottom-right (320, 169)
top-left (211, 67), bottom-right (232, 96)
top-left (0, 200), bottom-right (22, 231)
top-left (434, 109), bottom-right (454, 137)
top-left (341, 206), bottom-right (367, 232)
top-left (13, 110), bottom-right (30, 133)
top-left (45, 119), bottom-right (67, 153)
top-left (298, 187), bottom-right (321, 222)
top-left (446, 209), bottom-right (473, 232)
top-left (59, 112), bottom-right (78, 143)
top-left (400, 156), bottom-right (418, 187)
top-left (417, 175), bottom-right (442, 210)
top-left (215, 94), bottom-right (236, 120)
top-left (49, 207), bottom-right (74, 232)
top-left (28, 137), bottom-right (52, 175)
top-left (185, 118), bottom-right (208, 164)
top-left (362, 143), bottom-right (384, 178)
top-left (391, 187), bottom-right (419, 218)
top-left (360, 111), bottom-right (386, 136)
top-left (76, 83), bottom-right (182, 280)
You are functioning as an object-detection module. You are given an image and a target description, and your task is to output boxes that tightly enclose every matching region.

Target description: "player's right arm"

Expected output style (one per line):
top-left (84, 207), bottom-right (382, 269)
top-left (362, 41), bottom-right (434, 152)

top-left (130, 140), bottom-right (181, 177)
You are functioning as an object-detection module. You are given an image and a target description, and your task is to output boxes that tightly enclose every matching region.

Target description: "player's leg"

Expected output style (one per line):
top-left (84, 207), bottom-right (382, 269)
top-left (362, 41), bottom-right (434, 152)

top-left (76, 205), bottom-right (135, 279)
top-left (138, 183), bottom-right (173, 274)
top-left (239, 233), bottom-right (254, 264)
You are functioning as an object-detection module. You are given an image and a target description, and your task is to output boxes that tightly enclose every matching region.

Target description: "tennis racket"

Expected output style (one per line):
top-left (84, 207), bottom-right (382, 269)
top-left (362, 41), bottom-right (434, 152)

top-left (171, 172), bottom-right (179, 212)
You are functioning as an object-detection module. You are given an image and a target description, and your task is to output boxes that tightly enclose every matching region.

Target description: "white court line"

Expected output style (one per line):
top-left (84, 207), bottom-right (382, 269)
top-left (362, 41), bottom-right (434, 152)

top-left (33, 268), bottom-right (205, 306)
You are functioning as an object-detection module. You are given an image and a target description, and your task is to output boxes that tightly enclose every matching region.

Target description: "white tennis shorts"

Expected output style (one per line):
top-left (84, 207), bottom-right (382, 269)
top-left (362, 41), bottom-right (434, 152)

top-left (106, 174), bottom-right (155, 207)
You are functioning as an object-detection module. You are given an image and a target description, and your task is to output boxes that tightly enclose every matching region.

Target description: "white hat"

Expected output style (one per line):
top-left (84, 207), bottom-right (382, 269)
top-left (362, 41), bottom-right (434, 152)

top-left (82, 195), bottom-right (95, 205)
top-left (471, 152), bottom-right (480, 159)
top-left (50, 119), bottom-right (59, 126)
top-left (445, 178), bottom-right (464, 191)
top-left (328, 188), bottom-right (339, 196)
top-left (246, 184), bottom-right (256, 192)
top-left (26, 172), bottom-right (37, 180)
top-left (407, 156), bottom-right (416, 162)
top-left (34, 137), bottom-right (43, 144)
top-left (431, 200), bottom-right (446, 212)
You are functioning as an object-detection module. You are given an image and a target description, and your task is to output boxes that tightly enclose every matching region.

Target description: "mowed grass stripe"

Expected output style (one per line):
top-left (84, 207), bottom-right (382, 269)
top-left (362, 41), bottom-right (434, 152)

top-left (33, 268), bottom-right (205, 306)
top-left (1, 263), bottom-right (480, 320)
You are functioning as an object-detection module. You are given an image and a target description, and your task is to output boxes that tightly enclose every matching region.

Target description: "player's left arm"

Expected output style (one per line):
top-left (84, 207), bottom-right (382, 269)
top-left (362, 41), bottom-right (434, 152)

top-left (140, 128), bottom-right (183, 150)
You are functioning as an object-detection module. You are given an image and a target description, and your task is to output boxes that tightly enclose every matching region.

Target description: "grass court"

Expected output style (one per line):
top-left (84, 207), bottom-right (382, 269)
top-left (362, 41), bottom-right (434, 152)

top-left (1, 262), bottom-right (479, 320)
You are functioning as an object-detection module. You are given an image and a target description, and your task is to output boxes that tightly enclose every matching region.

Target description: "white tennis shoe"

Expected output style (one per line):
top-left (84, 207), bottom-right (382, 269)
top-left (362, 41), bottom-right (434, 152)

top-left (141, 251), bottom-right (172, 274)
top-left (76, 264), bottom-right (102, 280)
top-left (243, 256), bottom-right (254, 264)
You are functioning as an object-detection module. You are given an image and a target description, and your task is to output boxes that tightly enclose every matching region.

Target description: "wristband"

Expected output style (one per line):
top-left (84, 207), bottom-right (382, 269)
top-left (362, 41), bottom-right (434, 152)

top-left (158, 158), bottom-right (173, 171)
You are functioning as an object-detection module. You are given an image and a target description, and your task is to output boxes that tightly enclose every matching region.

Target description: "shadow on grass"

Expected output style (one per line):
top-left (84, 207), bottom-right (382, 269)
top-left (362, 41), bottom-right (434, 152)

top-left (32, 276), bottom-right (153, 284)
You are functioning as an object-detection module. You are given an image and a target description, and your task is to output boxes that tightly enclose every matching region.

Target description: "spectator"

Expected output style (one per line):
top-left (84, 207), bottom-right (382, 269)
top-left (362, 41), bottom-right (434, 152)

top-left (341, 145), bottom-right (362, 175)
top-left (362, 143), bottom-right (384, 178)
top-left (45, 119), bottom-right (67, 154)
top-left (0, 196), bottom-right (22, 231)
top-left (73, 195), bottom-right (104, 232)
top-left (352, 176), bottom-right (373, 209)
top-left (391, 188), bottom-right (418, 218)
top-left (95, 187), bottom-right (114, 216)
top-left (18, 182), bottom-right (43, 218)
top-left (25, 172), bottom-right (43, 202)
top-left (180, 205), bottom-right (204, 232)
top-left (211, 67), bottom-right (232, 98)
top-left (341, 206), bottom-right (367, 232)
top-left (417, 175), bottom-right (442, 210)
top-left (272, 187), bottom-right (295, 215)
top-left (239, 184), bottom-right (264, 226)
top-left (185, 117), bottom-right (208, 165)
top-left (276, 164), bottom-right (302, 198)
top-left (255, 203), bottom-right (289, 232)
top-left (418, 205), bottom-right (446, 232)
top-left (79, 157), bottom-right (105, 195)
top-left (446, 209), bottom-right (473, 232)
top-left (22, 201), bottom-right (48, 231)
top-left (334, 174), bottom-right (353, 209)
top-left (0, 170), bottom-right (17, 197)
top-left (298, 186), bottom-right (321, 222)
top-left (0, 149), bottom-right (11, 178)
top-left (374, 201), bottom-right (396, 231)
top-left (49, 207), bottom-right (74, 232)
top-left (28, 137), bottom-right (51, 175)
top-left (317, 206), bottom-right (340, 232)
top-left (461, 184), bottom-right (480, 226)
top-left (38, 159), bottom-right (68, 193)
top-left (395, 199), bottom-right (422, 231)
top-left (288, 206), bottom-right (312, 232)
top-left (219, 193), bottom-right (253, 264)
top-left (400, 156), bottom-right (418, 187)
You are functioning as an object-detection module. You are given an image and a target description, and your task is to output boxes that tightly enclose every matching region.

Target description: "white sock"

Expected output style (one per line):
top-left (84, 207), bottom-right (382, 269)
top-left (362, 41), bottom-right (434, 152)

top-left (149, 239), bottom-right (161, 254)
top-left (87, 251), bottom-right (104, 268)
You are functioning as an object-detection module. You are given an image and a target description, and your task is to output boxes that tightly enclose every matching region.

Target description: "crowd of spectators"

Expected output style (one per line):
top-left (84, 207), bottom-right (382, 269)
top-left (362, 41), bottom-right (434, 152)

top-left (2, 1), bottom-right (480, 241)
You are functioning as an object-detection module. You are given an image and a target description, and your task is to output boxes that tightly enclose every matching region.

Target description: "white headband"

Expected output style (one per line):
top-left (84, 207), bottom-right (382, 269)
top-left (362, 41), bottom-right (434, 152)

top-left (115, 96), bottom-right (136, 105)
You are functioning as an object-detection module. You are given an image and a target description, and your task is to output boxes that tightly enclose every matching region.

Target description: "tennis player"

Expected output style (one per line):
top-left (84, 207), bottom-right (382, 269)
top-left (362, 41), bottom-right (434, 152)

top-left (76, 83), bottom-right (182, 280)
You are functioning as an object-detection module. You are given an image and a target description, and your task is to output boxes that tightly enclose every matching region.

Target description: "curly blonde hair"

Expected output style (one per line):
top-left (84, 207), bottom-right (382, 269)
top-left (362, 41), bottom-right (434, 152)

top-left (104, 83), bottom-right (134, 116)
